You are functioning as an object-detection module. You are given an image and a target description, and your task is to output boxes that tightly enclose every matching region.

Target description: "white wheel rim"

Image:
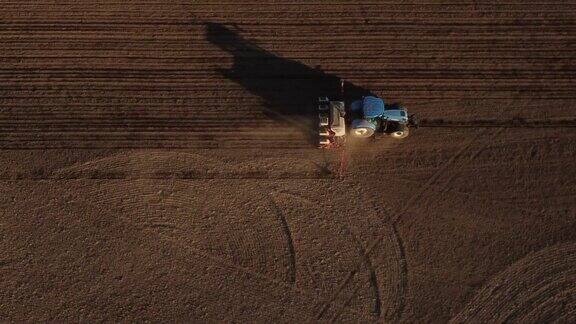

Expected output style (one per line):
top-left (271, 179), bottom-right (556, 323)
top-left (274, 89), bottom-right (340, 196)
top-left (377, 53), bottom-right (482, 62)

top-left (355, 128), bottom-right (368, 135)
top-left (394, 131), bottom-right (404, 137)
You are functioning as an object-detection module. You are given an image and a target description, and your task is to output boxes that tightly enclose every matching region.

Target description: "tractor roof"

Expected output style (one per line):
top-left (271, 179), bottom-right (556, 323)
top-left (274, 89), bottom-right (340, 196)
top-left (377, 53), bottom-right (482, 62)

top-left (363, 96), bottom-right (385, 118)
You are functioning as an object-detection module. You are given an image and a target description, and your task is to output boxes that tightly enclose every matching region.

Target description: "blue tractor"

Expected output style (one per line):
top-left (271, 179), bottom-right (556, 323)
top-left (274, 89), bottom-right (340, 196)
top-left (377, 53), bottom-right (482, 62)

top-left (318, 95), bottom-right (417, 148)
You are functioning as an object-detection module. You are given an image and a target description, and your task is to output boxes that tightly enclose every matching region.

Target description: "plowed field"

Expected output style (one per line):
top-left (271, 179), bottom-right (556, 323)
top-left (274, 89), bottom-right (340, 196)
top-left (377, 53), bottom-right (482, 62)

top-left (1, 1), bottom-right (575, 322)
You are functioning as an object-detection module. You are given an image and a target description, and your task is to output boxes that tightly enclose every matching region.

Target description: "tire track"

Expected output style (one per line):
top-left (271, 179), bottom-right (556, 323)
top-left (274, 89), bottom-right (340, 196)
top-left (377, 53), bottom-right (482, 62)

top-left (348, 229), bottom-right (381, 317)
top-left (315, 222), bottom-right (407, 322)
top-left (74, 180), bottom-right (370, 319)
top-left (272, 188), bottom-right (393, 320)
top-left (389, 223), bottom-right (408, 322)
top-left (398, 128), bottom-right (489, 221)
top-left (329, 283), bottom-right (364, 323)
top-left (313, 185), bottom-right (406, 322)
top-left (267, 192), bottom-right (297, 286)
top-left (83, 183), bottom-right (304, 293)
top-left (350, 185), bottom-right (407, 322)
top-left (450, 242), bottom-right (576, 323)
top-left (427, 128), bottom-right (506, 197)
top-left (318, 127), bottom-right (499, 321)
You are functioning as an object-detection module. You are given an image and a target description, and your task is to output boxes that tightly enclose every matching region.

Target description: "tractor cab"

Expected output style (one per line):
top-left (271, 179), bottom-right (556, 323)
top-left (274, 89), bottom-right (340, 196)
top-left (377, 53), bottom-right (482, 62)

top-left (318, 95), bottom-right (416, 148)
top-left (350, 96), bottom-right (410, 139)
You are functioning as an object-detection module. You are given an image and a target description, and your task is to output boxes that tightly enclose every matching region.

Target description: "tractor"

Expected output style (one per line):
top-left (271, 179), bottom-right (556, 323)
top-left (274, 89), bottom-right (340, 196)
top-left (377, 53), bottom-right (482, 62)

top-left (318, 94), bottom-right (418, 148)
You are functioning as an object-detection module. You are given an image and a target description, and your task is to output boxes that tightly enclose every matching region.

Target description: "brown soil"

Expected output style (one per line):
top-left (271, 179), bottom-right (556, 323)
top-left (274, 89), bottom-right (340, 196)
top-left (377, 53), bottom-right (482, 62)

top-left (1, 1), bottom-right (575, 322)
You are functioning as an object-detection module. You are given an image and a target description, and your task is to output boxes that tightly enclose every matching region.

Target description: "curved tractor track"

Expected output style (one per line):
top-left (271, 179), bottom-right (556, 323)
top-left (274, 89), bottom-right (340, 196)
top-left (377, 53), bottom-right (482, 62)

top-left (451, 243), bottom-right (576, 323)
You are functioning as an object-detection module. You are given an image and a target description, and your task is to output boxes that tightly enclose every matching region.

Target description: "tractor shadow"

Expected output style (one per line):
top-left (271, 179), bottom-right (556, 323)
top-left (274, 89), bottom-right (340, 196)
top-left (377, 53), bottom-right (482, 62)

top-left (205, 22), bottom-right (374, 145)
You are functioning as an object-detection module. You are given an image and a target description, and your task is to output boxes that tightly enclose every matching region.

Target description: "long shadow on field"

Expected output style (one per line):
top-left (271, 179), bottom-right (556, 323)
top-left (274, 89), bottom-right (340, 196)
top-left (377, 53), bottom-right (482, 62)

top-left (205, 22), bottom-right (374, 144)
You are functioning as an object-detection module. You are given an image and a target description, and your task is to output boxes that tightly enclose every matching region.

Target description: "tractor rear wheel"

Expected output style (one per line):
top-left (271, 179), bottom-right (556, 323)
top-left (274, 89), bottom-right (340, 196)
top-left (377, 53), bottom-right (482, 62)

top-left (351, 119), bottom-right (376, 138)
top-left (352, 127), bottom-right (375, 138)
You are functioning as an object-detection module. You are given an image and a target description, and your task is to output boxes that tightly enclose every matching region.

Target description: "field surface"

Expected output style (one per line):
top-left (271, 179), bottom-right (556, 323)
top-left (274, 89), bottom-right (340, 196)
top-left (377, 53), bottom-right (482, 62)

top-left (1, 0), bottom-right (575, 322)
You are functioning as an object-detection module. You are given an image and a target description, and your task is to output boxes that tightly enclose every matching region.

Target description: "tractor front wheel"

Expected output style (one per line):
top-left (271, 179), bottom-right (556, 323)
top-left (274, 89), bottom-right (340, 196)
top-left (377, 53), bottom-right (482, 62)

top-left (390, 125), bottom-right (409, 139)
